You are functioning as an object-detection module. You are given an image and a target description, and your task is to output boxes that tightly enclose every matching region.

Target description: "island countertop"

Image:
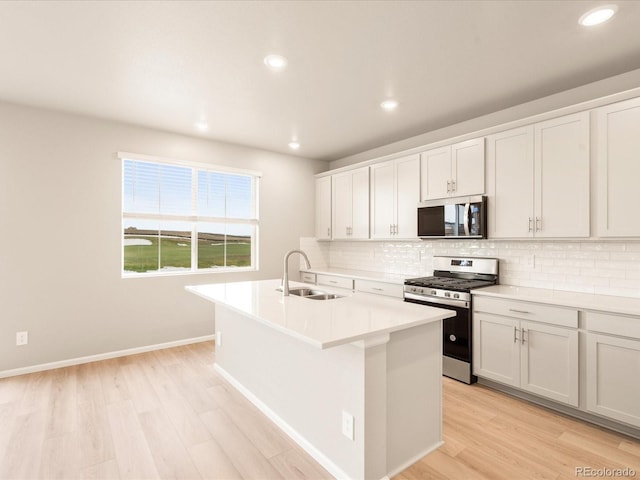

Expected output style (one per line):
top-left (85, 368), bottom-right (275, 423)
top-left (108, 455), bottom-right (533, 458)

top-left (186, 279), bottom-right (454, 349)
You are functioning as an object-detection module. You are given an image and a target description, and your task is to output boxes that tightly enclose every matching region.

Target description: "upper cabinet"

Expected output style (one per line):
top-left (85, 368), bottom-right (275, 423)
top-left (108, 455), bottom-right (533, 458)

top-left (315, 176), bottom-right (332, 240)
top-left (534, 112), bottom-right (590, 238)
top-left (370, 154), bottom-right (420, 239)
top-left (487, 112), bottom-right (590, 238)
top-left (421, 137), bottom-right (485, 200)
top-left (331, 167), bottom-right (369, 240)
top-left (596, 97), bottom-right (640, 237)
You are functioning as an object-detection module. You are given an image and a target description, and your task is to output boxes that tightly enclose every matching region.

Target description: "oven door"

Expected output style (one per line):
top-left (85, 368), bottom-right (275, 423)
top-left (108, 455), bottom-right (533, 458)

top-left (404, 295), bottom-right (476, 384)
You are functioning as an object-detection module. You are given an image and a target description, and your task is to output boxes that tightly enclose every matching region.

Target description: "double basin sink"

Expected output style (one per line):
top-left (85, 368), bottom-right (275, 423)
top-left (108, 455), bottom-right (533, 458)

top-left (280, 287), bottom-right (344, 300)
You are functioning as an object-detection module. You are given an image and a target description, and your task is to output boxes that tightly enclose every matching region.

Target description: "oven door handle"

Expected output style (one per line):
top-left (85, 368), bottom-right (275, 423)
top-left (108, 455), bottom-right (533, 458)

top-left (463, 203), bottom-right (471, 237)
top-left (404, 292), bottom-right (469, 309)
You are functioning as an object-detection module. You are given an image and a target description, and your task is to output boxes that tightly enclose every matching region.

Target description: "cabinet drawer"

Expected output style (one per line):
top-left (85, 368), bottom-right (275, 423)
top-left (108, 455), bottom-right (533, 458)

top-left (584, 311), bottom-right (640, 339)
top-left (354, 279), bottom-right (403, 298)
top-left (316, 274), bottom-right (353, 290)
top-left (473, 296), bottom-right (578, 328)
top-left (300, 272), bottom-right (317, 284)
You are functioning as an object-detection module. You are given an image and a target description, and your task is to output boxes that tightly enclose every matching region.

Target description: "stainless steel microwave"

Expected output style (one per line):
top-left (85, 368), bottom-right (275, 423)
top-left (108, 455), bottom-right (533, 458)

top-left (417, 195), bottom-right (487, 239)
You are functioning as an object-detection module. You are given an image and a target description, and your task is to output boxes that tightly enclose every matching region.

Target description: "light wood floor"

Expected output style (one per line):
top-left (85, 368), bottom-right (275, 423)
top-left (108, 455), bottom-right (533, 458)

top-left (0, 341), bottom-right (638, 480)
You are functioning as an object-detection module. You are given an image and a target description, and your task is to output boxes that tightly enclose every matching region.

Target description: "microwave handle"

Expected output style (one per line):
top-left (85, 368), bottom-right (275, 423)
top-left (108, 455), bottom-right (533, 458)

top-left (463, 203), bottom-right (471, 236)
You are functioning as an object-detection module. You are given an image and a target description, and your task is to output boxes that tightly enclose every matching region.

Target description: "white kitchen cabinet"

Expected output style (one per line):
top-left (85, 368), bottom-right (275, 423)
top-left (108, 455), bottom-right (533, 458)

top-left (473, 297), bottom-right (579, 406)
top-left (353, 279), bottom-right (403, 298)
top-left (473, 313), bottom-right (520, 387)
top-left (315, 176), bottom-right (332, 240)
top-left (331, 167), bottom-right (369, 240)
top-left (420, 137), bottom-right (485, 201)
top-left (486, 111), bottom-right (589, 238)
top-left (585, 310), bottom-right (640, 428)
top-left (370, 154), bottom-right (420, 239)
top-left (316, 274), bottom-right (354, 290)
top-left (534, 112), bottom-right (590, 238)
top-left (596, 97), bottom-right (640, 237)
top-left (486, 126), bottom-right (535, 238)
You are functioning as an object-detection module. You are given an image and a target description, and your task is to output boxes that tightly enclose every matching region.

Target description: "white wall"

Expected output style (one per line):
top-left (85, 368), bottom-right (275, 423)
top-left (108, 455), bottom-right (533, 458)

top-left (0, 101), bottom-right (328, 372)
top-left (300, 238), bottom-right (640, 299)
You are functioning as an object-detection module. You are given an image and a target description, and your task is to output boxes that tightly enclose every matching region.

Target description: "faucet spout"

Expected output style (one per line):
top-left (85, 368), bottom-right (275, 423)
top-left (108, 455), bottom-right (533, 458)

top-left (282, 249), bottom-right (311, 296)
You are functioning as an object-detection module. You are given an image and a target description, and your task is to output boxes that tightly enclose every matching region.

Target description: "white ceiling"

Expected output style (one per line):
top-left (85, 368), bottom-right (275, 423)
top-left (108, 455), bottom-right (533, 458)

top-left (1, 1), bottom-right (639, 162)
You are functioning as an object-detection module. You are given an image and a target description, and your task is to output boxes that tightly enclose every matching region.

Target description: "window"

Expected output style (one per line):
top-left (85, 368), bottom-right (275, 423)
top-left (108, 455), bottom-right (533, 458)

top-left (121, 154), bottom-right (259, 276)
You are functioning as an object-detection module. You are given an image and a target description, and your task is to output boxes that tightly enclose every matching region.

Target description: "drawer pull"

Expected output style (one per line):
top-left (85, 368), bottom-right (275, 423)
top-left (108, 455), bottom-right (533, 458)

top-left (372, 287), bottom-right (384, 291)
top-left (329, 280), bottom-right (338, 284)
top-left (509, 309), bottom-right (530, 314)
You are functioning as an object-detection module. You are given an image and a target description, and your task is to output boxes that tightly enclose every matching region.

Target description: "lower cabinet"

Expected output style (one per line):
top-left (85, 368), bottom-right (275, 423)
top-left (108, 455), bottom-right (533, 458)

top-left (473, 304), bottom-right (579, 407)
top-left (585, 311), bottom-right (640, 428)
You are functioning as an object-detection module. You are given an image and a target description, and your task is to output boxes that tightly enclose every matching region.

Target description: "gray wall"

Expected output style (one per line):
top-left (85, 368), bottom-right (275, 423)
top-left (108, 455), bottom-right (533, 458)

top-left (0, 102), bottom-right (328, 372)
top-left (330, 68), bottom-right (640, 170)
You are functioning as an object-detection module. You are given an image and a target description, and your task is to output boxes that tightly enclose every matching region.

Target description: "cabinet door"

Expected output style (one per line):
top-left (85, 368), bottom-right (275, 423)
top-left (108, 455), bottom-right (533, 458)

top-left (586, 333), bottom-right (640, 428)
top-left (486, 126), bottom-right (535, 238)
top-left (596, 97), bottom-right (640, 237)
top-left (315, 177), bottom-right (332, 240)
top-left (395, 154), bottom-right (420, 238)
top-left (473, 313), bottom-right (519, 387)
top-left (534, 112), bottom-right (590, 238)
top-left (370, 160), bottom-right (395, 239)
top-left (331, 172), bottom-right (352, 240)
top-left (452, 137), bottom-right (485, 197)
top-left (520, 321), bottom-right (578, 406)
top-left (420, 146), bottom-right (451, 200)
top-left (350, 167), bottom-right (370, 239)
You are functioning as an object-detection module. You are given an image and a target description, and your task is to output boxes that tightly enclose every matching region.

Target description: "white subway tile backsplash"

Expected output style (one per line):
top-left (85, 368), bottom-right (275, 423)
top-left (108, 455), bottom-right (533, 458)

top-left (300, 237), bottom-right (640, 299)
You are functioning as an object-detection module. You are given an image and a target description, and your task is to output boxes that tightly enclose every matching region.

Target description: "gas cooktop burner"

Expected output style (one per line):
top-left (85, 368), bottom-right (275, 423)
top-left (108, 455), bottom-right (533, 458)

top-left (404, 276), bottom-right (495, 292)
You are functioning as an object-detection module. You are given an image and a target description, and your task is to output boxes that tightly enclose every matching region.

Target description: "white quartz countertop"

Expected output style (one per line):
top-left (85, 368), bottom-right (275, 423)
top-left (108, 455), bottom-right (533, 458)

top-left (300, 267), bottom-right (409, 285)
top-left (472, 285), bottom-right (640, 317)
top-left (186, 279), bottom-right (453, 349)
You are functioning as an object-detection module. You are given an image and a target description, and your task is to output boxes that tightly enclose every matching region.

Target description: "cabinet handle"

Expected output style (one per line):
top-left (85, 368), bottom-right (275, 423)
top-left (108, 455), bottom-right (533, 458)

top-left (536, 217), bottom-right (541, 232)
top-left (393, 224), bottom-right (397, 235)
top-left (327, 227), bottom-right (331, 237)
top-left (372, 287), bottom-right (384, 291)
top-left (447, 181), bottom-right (451, 193)
top-left (390, 224), bottom-right (393, 235)
top-left (329, 280), bottom-right (338, 284)
top-left (528, 217), bottom-right (533, 233)
top-left (509, 309), bottom-right (530, 314)
top-left (451, 180), bottom-right (456, 192)
top-left (521, 328), bottom-right (526, 345)
top-left (513, 326), bottom-right (519, 343)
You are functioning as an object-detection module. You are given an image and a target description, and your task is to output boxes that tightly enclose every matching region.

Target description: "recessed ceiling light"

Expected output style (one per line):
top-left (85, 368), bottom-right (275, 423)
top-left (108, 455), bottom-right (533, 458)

top-left (380, 99), bottom-right (399, 111)
top-left (264, 54), bottom-right (288, 70)
top-left (579, 4), bottom-right (618, 26)
top-left (288, 141), bottom-right (300, 150)
top-left (195, 121), bottom-right (208, 131)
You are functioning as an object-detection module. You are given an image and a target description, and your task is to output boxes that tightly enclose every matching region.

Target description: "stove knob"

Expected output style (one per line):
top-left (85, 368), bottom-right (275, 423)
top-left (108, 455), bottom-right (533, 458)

top-left (430, 290), bottom-right (437, 295)
top-left (453, 293), bottom-right (460, 299)
top-left (444, 292), bottom-right (451, 297)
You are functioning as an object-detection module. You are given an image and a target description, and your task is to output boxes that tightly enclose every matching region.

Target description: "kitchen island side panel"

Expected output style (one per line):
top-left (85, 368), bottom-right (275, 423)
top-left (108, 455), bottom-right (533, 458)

top-left (214, 304), bottom-right (367, 479)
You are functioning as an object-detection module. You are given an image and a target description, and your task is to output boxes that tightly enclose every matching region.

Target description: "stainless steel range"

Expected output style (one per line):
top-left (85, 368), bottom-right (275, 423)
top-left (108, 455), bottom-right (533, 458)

top-left (404, 256), bottom-right (499, 384)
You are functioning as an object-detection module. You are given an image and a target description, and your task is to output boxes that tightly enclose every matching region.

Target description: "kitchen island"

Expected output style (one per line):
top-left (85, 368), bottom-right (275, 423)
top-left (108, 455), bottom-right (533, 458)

top-left (186, 279), bottom-right (454, 480)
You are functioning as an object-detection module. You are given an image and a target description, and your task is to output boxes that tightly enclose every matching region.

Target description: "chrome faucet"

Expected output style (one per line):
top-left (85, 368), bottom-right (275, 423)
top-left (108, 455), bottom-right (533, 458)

top-left (282, 249), bottom-right (311, 296)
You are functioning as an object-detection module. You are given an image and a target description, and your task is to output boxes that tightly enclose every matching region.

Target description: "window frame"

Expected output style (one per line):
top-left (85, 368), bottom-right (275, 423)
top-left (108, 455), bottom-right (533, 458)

top-left (119, 152), bottom-right (260, 278)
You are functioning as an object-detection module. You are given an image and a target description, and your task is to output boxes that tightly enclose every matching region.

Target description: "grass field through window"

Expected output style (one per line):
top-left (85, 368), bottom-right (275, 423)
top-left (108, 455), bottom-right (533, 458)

top-left (124, 234), bottom-right (251, 273)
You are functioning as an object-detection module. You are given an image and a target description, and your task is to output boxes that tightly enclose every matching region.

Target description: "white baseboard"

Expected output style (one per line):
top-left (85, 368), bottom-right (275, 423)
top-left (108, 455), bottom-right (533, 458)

top-left (385, 441), bottom-right (444, 479)
top-left (214, 364), bottom-right (353, 480)
top-left (0, 335), bottom-right (215, 379)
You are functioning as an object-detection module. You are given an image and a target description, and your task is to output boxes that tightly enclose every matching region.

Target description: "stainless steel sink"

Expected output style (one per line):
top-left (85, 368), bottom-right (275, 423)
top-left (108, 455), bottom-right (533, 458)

top-left (306, 293), bottom-right (343, 300)
top-left (277, 287), bottom-right (344, 300)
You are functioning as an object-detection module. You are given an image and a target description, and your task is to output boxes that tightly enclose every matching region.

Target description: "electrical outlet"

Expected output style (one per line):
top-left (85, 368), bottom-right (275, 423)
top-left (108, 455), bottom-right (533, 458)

top-left (341, 411), bottom-right (354, 441)
top-left (16, 331), bottom-right (28, 346)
